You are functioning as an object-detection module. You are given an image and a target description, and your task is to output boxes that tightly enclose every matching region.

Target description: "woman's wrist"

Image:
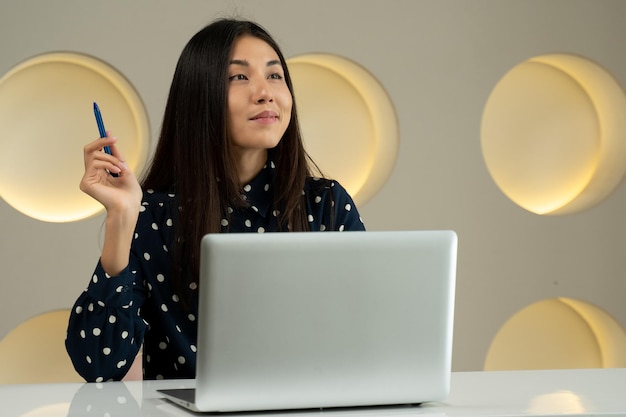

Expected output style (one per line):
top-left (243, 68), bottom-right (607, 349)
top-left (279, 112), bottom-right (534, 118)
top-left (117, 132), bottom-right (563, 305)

top-left (101, 204), bottom-right (140, 276)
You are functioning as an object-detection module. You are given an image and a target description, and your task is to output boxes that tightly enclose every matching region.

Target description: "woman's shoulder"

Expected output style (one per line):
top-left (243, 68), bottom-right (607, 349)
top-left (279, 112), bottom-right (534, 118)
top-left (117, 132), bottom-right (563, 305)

top-left (138, 189), bottom-right (178, 220)
top-left (304, 177), bottom-right (350, 197)
top-left (141, 189), bottom-right (177, 205)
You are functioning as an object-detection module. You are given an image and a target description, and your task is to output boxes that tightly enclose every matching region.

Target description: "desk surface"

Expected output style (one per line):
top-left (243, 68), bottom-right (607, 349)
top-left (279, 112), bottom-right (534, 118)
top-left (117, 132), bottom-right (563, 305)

top-left (1, 368), bottom-right (626, 417)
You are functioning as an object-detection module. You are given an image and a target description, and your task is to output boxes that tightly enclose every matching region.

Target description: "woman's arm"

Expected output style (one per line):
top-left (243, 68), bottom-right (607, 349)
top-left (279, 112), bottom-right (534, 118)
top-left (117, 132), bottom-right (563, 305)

top-left (66, 134), bottom-right (146, 381)
top-left (79, 134), bottom-right (143, 275)
top-left (66, 261), bottom-right (147, 382)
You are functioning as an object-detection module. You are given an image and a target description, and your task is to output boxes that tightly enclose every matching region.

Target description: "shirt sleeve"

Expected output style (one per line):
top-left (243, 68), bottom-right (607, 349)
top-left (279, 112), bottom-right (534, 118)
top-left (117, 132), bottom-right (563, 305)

top-left (65, 259), bottom-right (147, 382)
top-left (65, 191), bottom-right (173, 382)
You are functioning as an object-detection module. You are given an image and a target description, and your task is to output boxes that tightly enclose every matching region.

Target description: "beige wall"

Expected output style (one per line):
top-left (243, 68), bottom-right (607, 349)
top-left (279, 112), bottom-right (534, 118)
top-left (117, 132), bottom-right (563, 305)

top-left (1, 0), bottom-right (626, 371)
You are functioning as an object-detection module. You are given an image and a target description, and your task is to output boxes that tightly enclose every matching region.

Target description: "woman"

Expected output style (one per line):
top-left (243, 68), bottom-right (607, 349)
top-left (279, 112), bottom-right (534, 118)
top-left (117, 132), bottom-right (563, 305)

top-left (66, 19), bottom-right (365, 382)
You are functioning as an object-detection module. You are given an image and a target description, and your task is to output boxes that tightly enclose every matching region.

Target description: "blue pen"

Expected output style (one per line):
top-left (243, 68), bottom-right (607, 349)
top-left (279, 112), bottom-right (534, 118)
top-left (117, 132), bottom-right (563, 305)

top-left (93, 102), bottom-right (118, 176)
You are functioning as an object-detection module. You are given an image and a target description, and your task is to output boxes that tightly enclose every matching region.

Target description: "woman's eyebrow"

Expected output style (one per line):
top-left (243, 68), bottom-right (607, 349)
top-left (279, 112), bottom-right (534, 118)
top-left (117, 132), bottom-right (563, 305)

top-left (229, 59), bottom-right (282, 67)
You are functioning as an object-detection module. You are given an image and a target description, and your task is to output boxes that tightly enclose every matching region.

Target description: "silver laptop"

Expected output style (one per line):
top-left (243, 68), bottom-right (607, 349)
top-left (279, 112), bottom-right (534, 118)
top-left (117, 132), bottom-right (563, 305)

top-left (159, 230), bottom-right (457, 413)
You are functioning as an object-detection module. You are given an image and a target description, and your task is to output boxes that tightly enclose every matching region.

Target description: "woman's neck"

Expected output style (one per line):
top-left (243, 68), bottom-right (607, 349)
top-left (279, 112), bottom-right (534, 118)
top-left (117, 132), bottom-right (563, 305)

top-left (233, 148), bottom-right (268, 185)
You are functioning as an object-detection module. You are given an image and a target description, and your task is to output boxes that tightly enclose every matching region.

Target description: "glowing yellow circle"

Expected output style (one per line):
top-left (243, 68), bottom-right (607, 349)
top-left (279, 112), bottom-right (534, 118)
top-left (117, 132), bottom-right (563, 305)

top-left (484, 297), bottom-right (626, 370)
top-left (0, 52), bottom-right (150, 222)
top-left (287, 54), bottom-right (398, 206)
top-left (481, 54), bottom-right (626, 215)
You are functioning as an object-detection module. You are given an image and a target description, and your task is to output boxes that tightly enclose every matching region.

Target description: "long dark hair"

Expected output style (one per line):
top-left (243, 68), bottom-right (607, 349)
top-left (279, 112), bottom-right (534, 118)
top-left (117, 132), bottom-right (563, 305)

top-left (141, 19), bottom-right (315, 305)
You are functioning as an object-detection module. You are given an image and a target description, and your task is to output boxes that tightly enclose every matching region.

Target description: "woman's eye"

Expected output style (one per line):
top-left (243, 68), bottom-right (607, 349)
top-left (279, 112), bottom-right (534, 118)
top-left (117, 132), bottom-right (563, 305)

top-left (269, 73), bottom-right (283, 80)
top-left (229, 74), bottom-right (247, 81)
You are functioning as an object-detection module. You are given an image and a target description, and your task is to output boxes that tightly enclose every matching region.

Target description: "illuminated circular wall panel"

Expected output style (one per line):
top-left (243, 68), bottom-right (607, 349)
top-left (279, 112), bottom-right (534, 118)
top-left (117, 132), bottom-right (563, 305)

top-left (481, 54), bottom-right (626, 215)
top-left (0, 52), bottom-right (150, 222)
top-left (287, 54), bottom-right (398, 206)
top-left (484, 297), bottom-right (626, 370)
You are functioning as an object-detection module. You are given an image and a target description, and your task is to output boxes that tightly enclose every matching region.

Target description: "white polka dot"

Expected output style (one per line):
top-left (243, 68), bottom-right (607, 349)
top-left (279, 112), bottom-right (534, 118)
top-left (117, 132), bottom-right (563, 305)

top-left (273, 209), bottom-right (280, 217)
top-left (108, 315), bottom-right (117, 324)
top-left (103, 347), bottom-right (111, 355)
top-left (166, 218), bottom-right (173, 226)
top-left (176, 325), bottom-right (182, 333)
top-left (95, 377), bottom-right (104, 382)
top-left (86, 356), bottom-right (92, 364)
top-left (243, 184), bottom-right (252, 192)
top-left (308, 215), bottom-right (314, 222)
top-left (189, 282), bottom-right (198, 290)
top-left (121, 331), bottom-right (129, 339)
top-left (264, 184), bottom-right (270, 191)
top-left (139, 205), bottom-right (146, 212)
top-left (134, 232), bottom-right (139, 239)
top-left (227, 206), bottom-right (233, 214)
top-left (80, 330), bottom-right (86, 339)
top-left (339, 225), bottom-right (345, 231)
top-left (116, 360), bottom-right (127, 369)
top-left (92, 275), bottom-right (98, 284)
top-left (163, 245), bottom-right (168, 252)
top-left (115, 285), bottom-right (124, 293)
top-left (251, 205), bottom-right (259, 212)
top-left (172, 294), bottom-right (180, 302)
top-left (315, 196), bottom-right (322, 203)
top-left (320, 224), bottom-right (327, 231)
top-left (75, 306), bottom-right (83, 314)
top-left (151, 223), bottom-right (159, 230)
top-left (161, 304), bottom-right (168, 312)
top-left (144, 252), bottom-right (151, 260)
top-left (98, 301), bottom-right (105, 307)
top-left (93, 328), bottom-right (101, 336)
top-left (245, 219), bottom-right (252, 227)
top-left (146, 355), bottom-right (151, 363)
top-left (188, 314), bottom-right (196, 322)
top-left (190, 345), bottom-right (197, 353)
top-left (257, 227), bottom-right (265, 233)
top-left (178, 356), bottom-right (186, 364)
top-left (270, 161), bottom-right (275, 168)
top-left (157, 274), bottom-right (165, 282)
top-left (159, 342), bottom-right (167, 350)
top-left (345, 203), bottom-right (352, 211)
top-left (221, 218), bottom-right (229, 226)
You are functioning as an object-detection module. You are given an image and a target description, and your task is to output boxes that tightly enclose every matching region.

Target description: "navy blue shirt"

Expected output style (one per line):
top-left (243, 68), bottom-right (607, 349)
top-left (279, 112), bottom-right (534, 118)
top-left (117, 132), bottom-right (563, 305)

top-left (66, 162), bottom-right (365, 381)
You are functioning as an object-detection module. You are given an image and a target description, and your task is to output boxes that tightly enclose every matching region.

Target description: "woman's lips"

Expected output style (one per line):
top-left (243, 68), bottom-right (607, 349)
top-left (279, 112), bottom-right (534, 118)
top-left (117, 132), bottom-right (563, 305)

top-left (251, 110), bottom-right (279, 124)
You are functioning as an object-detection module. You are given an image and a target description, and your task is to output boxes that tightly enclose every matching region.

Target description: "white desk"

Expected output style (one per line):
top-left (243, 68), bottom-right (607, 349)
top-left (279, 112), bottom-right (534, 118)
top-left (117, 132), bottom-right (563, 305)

top-left (1, 368), bottom-right (625, 416)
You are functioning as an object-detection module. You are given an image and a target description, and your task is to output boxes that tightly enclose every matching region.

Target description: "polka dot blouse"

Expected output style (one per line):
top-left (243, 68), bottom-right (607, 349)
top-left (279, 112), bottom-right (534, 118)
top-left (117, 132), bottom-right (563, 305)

top-left (66, 161), bottom-right (365, 382)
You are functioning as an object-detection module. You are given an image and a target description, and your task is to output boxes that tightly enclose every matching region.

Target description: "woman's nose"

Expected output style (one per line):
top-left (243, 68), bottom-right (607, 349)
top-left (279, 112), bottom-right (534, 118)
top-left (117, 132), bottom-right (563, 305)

top-left (253, 79), bottom-right (273, 103)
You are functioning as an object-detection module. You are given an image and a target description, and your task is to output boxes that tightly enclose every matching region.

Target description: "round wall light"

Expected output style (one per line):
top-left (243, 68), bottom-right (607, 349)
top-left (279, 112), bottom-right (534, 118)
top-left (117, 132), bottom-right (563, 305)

top-left (481, 54), bottom-right (626, 215)
top-left (287, 54), bottom-right (398, 206)
top-left (0, 52), bottom-right (150, 222)
top-left (484, 297), bottom-right (626, 370)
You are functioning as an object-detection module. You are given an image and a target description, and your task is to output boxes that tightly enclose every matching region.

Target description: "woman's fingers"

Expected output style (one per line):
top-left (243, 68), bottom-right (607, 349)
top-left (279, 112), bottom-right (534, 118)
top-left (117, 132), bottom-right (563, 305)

top-left (84, 135), bottom-right (124, 173)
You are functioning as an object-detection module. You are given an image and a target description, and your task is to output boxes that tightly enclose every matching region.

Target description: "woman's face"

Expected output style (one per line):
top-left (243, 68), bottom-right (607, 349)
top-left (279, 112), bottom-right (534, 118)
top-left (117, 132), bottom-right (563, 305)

top-left (226, 35), bottom-right (293, 154)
